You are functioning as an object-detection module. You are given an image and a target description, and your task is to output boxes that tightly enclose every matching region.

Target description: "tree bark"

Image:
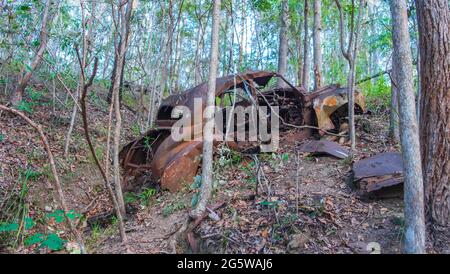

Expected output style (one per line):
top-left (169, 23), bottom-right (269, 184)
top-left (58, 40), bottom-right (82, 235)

top-left (302, 0), bottom-right (311, 90)
top-left (111, 0), bottom-right (136, 217)
top-left (416, 0), bottom-right (450, 227)
top-left (191, 0), bottom-right (221, 218)
top-left (313, 0), bottom-right (323, 89)
top-left (335, 0), bottom-right (365, 152)
top-left (277, 0), bottom-right (289, 87)
top-left (64, 0), bottom-right (95, 158)
top-left (390, 0), bottom-right (426, 254)
top-left (389, 60), bottom-right (400, 140)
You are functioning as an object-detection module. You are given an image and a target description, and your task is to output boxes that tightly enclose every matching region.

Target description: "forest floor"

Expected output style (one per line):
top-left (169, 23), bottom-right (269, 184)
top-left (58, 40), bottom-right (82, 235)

top-left (0, 86), bottom-right (448, 254)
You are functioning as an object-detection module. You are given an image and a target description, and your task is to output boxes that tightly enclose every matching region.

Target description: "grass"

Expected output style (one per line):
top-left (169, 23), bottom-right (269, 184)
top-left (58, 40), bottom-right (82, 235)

top-left (85, 218), bottom-right (119, 252)
top-left (162, 200), bottom-right (186, 217)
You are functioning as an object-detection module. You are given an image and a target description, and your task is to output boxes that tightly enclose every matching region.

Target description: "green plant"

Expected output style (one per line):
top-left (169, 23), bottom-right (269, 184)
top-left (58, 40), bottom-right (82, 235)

top-left (162, 201), bottom-right (186, 217)
top-left (131, 123), bottom-right (141, 136)
top-left (124, 187), bottom-right (157, 206)
top-left (17, 100), bottom-right (34, 114)
top-left (190, 175), bottom-right (202, 207)
top-left (139, 187), bottom-right (157, 206)
top-left (239, 162), bottom-right (257, 185)
top-left (143, 136), bottom-right (155, 149)
top-left (216, 145), bottom-right (242, 168)
top-left (1, 208), bottom-right (81, 252)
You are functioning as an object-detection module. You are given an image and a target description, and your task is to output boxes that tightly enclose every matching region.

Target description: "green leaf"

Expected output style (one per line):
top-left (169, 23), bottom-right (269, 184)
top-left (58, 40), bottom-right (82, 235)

top-left (191, 192), bottom-right (200, 208)
top-left (47, 210), bottom-right (65, 223)
top-left (190, 175), bottom-right (202, 190)
top-left (40, 233), bottom-right (66, 251)
top-left (0, 134), bottom-right (4, 142)
top-left (24, 217), bottom-right (35, 230)
top-left (259, 200), bottom-right (280, 207)
top-left (47, 209), bottom-right (80, 223)
top-left (17, 100), bottom-right (33, 114)
top-left (0, 223), bottom-right (19, 232)
top-left (281, 153), bottom-right (289, 162)
top-left (17, 5), bottom-right (31, 12)
top-left (24, 233), bottom-right (45, 246)
top-left (66, 210), bottom-right (81, 220)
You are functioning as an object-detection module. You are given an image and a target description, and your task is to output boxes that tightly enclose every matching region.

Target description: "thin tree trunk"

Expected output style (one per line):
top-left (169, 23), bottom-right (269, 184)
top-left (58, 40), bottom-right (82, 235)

top-left (313, 0), bottom-right (323, 89)
top-left (77, 56), bottom-right (127, 243)
top-left (390, 0), bottom-right (426, 254)
top-left (302, 0), bottom-right (311, 90)
top-left (11, 0), bottom-right (53, 106)
top-left (191, 0), bottom-right (221, 218)
top-left (277, 0), bottom-right (289, 87)
top-left (335, 0), bottom-right (364, 152)
top-left (63, 0), bottom-right (95, 158)
top-left (111, 0), bottom-right (136, 217)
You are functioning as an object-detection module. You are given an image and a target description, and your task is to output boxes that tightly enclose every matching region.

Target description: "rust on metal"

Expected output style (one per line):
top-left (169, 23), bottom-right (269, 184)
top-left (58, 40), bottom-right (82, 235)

top-left (309, 85), bottom-right (366, 134)
top-left (120, 71), bottom-right (367, 192)
top-left (352, 152), bottom-right (404, 197)
top-left (298, 140), bottom-right (350, 159)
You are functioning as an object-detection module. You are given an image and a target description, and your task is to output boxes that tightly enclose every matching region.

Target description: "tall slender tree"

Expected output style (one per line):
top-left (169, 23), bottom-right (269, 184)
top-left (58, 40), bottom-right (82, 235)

top-left (277, 0), bottom-right (289, 87)
top-left (111, 0), bottom-right (136, 217)
top-left (390, 0), bottom-right (425, 254)
top-left (313, 0), bottom-right (323, 89)
top-left (302, 0), bottom-right (311, 90)
top-left (11, 0), bottom-right (53, 106)
top-left (335, 0), bottom-right (365, 151)
top-left (191, 0), bottom-right (221, 218)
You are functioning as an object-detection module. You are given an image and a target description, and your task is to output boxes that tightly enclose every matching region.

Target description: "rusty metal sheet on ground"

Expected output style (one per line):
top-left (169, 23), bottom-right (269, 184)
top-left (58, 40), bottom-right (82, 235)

top-left (299, 140), bottom-right (350, 159)
top-left (352, 152), bottom-right (403, 180)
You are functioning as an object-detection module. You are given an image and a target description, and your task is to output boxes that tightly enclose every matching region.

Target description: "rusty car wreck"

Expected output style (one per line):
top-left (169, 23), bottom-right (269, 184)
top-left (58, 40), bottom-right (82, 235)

top-left (119, 71), bottom-right (366, 192)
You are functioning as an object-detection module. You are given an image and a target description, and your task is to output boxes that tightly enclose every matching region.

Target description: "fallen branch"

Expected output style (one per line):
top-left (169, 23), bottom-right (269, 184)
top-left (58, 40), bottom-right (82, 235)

top-left (0, 104), bottom-right (85, 253)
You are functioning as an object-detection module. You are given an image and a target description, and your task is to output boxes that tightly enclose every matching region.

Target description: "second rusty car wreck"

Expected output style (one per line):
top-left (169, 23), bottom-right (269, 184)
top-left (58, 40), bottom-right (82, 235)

top-left (119, 71), bottom-right (366, 192)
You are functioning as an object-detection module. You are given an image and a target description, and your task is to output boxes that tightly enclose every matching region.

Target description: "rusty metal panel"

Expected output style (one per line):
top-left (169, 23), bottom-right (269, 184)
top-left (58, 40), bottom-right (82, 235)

top-left (308, 85), bottom-right (366, 133)
top-left (353, 152), bottom-right (403, 180)
top-left (298, 140), bottom-right (350, 159)
top-left (352, 152), bottom-right (404, 197)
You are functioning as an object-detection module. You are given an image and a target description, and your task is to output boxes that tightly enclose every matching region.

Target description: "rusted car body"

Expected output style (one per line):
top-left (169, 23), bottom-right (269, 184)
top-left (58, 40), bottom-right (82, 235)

top-left (119, 71), bottom-right (366, 192)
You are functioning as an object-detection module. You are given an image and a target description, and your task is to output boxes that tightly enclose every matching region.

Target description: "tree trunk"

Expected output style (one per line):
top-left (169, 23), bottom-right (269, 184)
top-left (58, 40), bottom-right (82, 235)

top-left (416, 0), bottom-right (450, 227)
top-left (11, 0), bottom-right (53, 106)
top-left (111, 0), bottom-right (136, 217)
top-left (389, 60), bottom-right (400, 140)
top-left (277, 0), bottom-right (289, 87)
top-left (63, 0), bottom-right (95, 158)
top-left (313, 0), bottom-right (323, 89)
top-left (390, 0), bottom-right (426, 254)
top-left (335, 0), bottom-right (365, 152)
top-left (191, 0), bottom-right (221, 218)
top-left (302, 0), bottom-right (311, 90)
